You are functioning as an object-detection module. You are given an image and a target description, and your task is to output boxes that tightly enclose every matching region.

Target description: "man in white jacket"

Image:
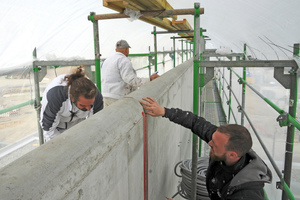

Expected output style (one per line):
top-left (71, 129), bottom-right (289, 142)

top-left (101, 40), bottom-right (159, 107)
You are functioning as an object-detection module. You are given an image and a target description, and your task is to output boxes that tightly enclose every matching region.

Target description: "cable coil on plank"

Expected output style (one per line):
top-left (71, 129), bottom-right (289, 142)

top-left (173, 157), bottom-right (210, 200)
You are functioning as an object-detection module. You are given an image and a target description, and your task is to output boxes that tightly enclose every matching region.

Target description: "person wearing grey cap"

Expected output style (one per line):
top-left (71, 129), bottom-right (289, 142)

top-left (101, 39), bottom-right (159, 107)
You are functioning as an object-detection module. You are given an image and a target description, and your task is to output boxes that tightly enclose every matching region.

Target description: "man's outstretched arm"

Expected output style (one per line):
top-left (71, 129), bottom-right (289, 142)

top-left (139, 97), bottom-right (217, 142)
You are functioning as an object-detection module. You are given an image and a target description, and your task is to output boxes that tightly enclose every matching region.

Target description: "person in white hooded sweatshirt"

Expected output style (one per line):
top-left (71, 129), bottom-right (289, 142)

top-left (40, 66), bottom-right (103, 142)
top-left (101, 40), bottom-right (159, 107)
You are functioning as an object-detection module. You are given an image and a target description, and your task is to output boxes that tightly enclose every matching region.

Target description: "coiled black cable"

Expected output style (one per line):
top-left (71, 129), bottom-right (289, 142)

top-left (173, 157), bottom-right (210, 200)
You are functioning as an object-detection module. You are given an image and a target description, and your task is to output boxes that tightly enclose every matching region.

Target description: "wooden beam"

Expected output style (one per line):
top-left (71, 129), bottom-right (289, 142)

top-left (140, 17), bottom-right (177, 30)
top-left (125, 0), bottom-right (146, 11)
top-left (126, 0), bottom-right (177, 19)
top-left (102, 0), bottom-right (124, 13)
top-left (89, 8), bottom-right (203, 21)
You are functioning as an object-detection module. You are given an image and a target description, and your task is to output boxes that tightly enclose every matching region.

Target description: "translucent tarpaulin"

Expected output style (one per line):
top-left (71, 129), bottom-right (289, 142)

top-left (0, 1), bottom-right (300, 198)
top-left (1, 0), bottom-right (299, 74)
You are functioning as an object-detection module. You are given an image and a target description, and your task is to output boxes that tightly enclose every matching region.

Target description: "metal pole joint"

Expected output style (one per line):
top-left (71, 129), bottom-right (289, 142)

top-left (34, 99), bottom-right (41, 110)
top-left (289, 99), bottom-right (294, 107)
top-left (289, 67), bottom-right (298, 75)
top-left (276, 181), bottom-right (284, 190)
top-left (237, 78), bottom-right (245, 85)
top-left (276, 112), bottom-right (289, 127)
top-left (89, 12), bottom-right (95, 23)
top-left (194, 4), bottom-right (200, 17)
top-left (237, 105), bottom-right (242, 113)
top-left (33, 66), bottom-right (41, 72)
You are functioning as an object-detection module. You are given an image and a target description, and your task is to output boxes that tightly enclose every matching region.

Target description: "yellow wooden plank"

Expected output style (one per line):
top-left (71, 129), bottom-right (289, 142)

top-left (103, 0), bottom-right (125, 12)
top-left (129, 0), bottom-right (173, 10)
top-left (139, 17), bottom-right (177, 30)
top-left (138, 0), bottom-right (177, 19)
top-left (125, 0), bottom-right (147, 11)
top-left (103, 0), bottom-right (190, 31)
top-left (152, 0), bottom-right (173, 10)
top-left (147, 0), bottom-right (166, 10)
top-left (104, 0), bottom-right (177, 19)
top-left (136, 0), bottom-right (159, 10)
top-left (105, 0), bottom-right (125, 2)
top-left (171, 23), bottom-right (183, 30)
top-left (184, 20), bottom-right (193, 30)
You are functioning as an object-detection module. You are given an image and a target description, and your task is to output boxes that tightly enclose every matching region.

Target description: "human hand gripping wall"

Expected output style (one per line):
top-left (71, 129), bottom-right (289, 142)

top-left (139, 97), bottom-right (165, 117)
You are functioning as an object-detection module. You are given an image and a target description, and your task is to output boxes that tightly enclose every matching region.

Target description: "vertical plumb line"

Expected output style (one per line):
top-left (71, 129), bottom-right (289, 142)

top-left (142, 112), bottom-right (149, 200)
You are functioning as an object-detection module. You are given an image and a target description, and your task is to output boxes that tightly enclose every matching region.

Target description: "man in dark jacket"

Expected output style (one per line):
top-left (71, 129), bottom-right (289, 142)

top-left (139, 97), bottom-right (272, 200)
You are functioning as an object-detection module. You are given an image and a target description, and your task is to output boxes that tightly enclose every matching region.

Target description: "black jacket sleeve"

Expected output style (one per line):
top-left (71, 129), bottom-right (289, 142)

top-left (163, 107), bottom-right (218, 143)
top-left (93, 89), bottom-right (104, 114)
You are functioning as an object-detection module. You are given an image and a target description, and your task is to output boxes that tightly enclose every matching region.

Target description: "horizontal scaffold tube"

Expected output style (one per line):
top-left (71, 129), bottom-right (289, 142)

top-left (88, 8), bottom-right (204, 21)
top-left (230, 68), bottom-right (300, 131)
top-left (0, 99), bottom-right (37, 115)
top-left (198, 60), bottom-right (297, 68)
top-left (128, 53), bottom-right (155, 57)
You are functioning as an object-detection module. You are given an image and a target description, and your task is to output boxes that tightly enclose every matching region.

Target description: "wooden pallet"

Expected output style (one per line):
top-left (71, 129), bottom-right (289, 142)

top-left (103, 0), bottom-right (194, 34)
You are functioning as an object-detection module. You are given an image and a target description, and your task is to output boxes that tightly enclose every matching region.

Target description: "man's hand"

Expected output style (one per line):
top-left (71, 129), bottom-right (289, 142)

top-left (139, 97), bottom-right (165, 117)
top-left (150, 73), bottom-right (159, 81)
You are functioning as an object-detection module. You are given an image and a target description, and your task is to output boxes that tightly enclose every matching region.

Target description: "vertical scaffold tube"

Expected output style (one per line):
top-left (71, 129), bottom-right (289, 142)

top-left (282, 43), bottom-right (299, 200)
top-left (198, 28), bottom-right (205, 156)
top-left (162, 47), bottom-right (165, 68)
top-left (148, 46), bottom-right (151, 77)
top-left (186, 41), bottom-right (188, 61)
top-left (241, 44), bottom-right (247, 125)
top-left (181, 39), bottom-right (184, 63)
top-left (190, 43), bottom-right (192, 58)
top-left (90, 12), bottom-right (101, 90)
top-left (173, 36), bottom-right (176, 68)
top-left (153, 26), bottom-right (158, 72)
top-left (192, 3), bottom-right (200, 200)
top-left (33, 48), bottom-right (44, 145)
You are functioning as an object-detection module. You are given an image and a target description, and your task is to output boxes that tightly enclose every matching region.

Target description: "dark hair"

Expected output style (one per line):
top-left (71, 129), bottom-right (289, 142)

top-left (217, 124), bottom-right (252, 157)
top-left (64, 66), bottom-right (97, 103)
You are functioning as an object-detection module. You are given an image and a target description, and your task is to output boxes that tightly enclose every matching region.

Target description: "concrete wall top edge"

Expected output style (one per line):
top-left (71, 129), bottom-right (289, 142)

top-left (0, 97), bottom-right (144, 199)
top-left (127, 59), bottom-right (193, 103)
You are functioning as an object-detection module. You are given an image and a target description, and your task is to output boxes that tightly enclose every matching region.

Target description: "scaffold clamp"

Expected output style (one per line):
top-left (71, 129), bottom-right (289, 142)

top-left (237, 105), bottom-right (242, 112)
top-left (237, 78), bottom-right (244, 85)
top-left (276, 181), bottom-right (283, 190)
top-left (33, 66), bottom-right (41, 72)
top-left (276, 112), bottom-right (289, 127)
top-left (89, 12), bottom-right (95, 23)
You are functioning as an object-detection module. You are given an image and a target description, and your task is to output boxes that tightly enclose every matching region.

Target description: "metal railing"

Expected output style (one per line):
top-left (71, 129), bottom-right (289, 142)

top-left (212, 62), bottom-right (299, 200)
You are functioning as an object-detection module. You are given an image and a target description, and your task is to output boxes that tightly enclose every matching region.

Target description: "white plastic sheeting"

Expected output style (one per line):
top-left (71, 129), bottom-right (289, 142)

top-left (0, 0), bottom-right (299, 73)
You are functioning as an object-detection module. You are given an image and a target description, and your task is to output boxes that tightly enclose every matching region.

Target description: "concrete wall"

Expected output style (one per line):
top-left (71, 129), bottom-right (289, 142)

top-left (0, 59), bottom-right (194, 200)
